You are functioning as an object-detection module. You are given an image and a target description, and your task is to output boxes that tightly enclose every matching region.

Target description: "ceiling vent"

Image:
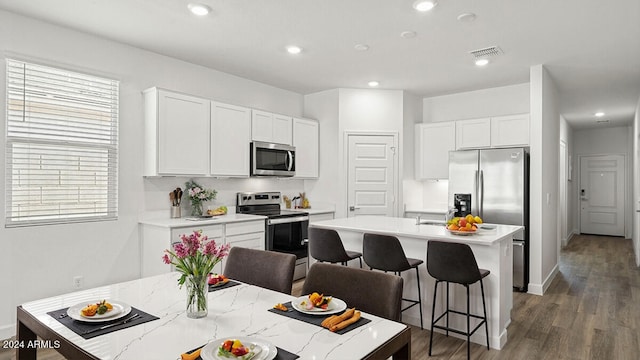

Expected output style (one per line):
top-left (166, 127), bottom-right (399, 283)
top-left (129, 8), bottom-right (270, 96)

top-left (469, 46), bottom-right (503, 59)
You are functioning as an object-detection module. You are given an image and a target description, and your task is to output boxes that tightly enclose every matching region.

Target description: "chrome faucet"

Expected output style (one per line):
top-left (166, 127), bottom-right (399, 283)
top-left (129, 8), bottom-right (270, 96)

top-left (445, 207), bottom-right (456, 223)
top-left (415, 214), bottom-right (421, 225)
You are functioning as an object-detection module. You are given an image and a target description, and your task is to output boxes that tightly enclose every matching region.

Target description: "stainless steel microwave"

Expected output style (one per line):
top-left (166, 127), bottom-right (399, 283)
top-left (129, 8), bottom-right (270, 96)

top-left (250, 141), bottom-right (295, 177)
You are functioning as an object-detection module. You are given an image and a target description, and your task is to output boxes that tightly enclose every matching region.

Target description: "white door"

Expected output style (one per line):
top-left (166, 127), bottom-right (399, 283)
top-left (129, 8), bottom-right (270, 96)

top-left (347, 134), bottom-right (397, 217)
top-left (580, 155), bottom-right (625, 236)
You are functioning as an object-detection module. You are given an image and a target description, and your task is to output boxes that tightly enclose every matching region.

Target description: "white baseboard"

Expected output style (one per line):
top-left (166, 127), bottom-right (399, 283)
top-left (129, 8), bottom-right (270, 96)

top-left (527, 283), bottom-right (544, 295)
top-left (0, 323), bottom-right (15, 341)
top-left (528, 264), bottom-right (559, 296)
top-left (562, 231), bottom-right (576, 247)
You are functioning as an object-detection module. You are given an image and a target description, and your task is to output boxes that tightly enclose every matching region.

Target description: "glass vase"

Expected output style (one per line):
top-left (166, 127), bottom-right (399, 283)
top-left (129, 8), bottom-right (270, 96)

top-left (185, 275), bottom-right (208, 318)
top-left (191, 202), bottom-right (203, 217)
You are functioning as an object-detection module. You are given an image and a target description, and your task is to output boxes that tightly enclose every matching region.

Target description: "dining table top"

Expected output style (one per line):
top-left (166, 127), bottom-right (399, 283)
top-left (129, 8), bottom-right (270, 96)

top-left (16, 272), bottom-right (410, 360)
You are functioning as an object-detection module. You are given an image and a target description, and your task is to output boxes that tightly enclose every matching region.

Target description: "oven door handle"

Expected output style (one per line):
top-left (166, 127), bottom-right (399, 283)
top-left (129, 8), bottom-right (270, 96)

top-left (268, 216), bottom-right (309, 225)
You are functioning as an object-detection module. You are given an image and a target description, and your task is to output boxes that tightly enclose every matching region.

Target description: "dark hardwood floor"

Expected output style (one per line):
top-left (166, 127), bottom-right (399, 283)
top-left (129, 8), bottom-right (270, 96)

top-left (3, 234), bottom-right (638, 359)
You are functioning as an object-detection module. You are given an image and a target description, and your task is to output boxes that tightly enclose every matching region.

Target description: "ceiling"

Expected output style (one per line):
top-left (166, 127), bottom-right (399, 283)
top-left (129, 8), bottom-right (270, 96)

top-left (1, 0), bottom-right (639, 129)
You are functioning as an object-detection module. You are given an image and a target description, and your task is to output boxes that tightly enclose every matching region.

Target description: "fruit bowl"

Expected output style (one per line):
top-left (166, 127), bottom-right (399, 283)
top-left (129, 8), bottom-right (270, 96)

top-left (446, 214), bottom-right (483, 233)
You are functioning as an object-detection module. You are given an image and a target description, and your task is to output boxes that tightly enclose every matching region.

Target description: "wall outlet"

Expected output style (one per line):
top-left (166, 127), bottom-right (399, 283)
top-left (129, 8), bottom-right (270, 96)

top-left (73, 276), bottom-right (84, 289)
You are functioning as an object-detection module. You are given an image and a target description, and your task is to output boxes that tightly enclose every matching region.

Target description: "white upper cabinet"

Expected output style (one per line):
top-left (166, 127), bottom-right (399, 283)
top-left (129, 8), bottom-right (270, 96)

top-left (455, 117), bottom-right (491, 149)
top-left (490, 113), bottom-right (530, 147)
top-left (415, 122), bottom-right (456, 180)
top-left (144, 88), bottom-right (210, 176)
top-left (293, 118), bottom-right (319, 178)
top-left (210, 102), bottom-right (251, 177)
top-left (273, 114), bottom-right (293, 145)
top-left (251, 110), bottom-right (292, 145)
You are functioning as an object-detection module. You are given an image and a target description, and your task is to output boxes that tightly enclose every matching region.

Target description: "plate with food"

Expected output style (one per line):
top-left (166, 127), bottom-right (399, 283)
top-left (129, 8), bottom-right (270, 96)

top-left (208, 273), bottom-right (229, 287)
top-left (291, 293), bottom-right (347, 315)
top-left (200, 336), bottom-right (277, 360)
top-left (67, 300), bottom-right (132, 322)
top-left (206, 206), bottom-right (228, 217)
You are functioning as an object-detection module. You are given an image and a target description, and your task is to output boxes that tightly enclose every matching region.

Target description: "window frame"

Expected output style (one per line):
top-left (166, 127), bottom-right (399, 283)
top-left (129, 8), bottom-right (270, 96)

top-left (5, 59), bottom-right (119, 227)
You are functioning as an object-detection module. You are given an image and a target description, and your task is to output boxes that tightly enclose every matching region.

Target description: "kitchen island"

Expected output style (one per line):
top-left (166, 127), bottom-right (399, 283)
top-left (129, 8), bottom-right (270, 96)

top-left (309, 216), bottom-right (522, 350)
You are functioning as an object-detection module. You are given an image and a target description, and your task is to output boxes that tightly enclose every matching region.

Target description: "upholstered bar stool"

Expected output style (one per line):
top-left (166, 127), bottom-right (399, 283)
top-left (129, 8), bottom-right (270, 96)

top-left (362, 233), bottom-right (424, 329)
top-left (308, 227), bottom-right (363, 267)
top-left (426, 240), bottom-right (490, 360)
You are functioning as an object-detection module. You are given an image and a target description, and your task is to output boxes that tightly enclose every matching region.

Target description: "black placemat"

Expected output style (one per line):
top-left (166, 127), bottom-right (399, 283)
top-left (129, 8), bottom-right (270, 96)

top-left (47, 307), bottom-right (159, 339)
top-left (184, 344), bottom-right (299, 360)
top-left (209, 280), bottom-right (241, 292)
top-left (268, 302), bottom-right (371, 335)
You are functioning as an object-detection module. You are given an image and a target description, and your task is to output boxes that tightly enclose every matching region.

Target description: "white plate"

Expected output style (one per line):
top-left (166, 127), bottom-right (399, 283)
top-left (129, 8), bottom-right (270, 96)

top-left (446, 229), bottom-right (477, 236)
top-left (291, 295), bottom-right (347, 315)
top-left (477, 224), bottom-right (496, 230)
top-left (67, 301), bottom-right (132, 323)
top-left (200, 336), bottom-right (277, 360)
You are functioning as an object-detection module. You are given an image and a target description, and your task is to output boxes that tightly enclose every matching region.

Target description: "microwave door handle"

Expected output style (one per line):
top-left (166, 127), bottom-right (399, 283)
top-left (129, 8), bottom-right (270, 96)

top-left (287, 151), bottom-right (293, 171)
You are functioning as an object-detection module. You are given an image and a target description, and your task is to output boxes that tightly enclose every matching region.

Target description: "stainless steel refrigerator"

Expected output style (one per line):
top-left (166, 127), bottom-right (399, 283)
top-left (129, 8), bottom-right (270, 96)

top-left (448, 148), bottom-right (529, 291)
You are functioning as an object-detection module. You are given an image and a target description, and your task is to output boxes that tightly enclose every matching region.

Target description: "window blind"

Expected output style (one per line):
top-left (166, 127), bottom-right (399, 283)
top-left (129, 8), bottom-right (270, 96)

top-left (5, 59), bottom-right (119, 226)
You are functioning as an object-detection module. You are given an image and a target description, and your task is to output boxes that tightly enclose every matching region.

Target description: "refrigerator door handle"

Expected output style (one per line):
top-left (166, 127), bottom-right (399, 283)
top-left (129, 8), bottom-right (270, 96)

top-left (479, 170), bottom-right (484, 218)
top-left (474, 170), bottom-right (479, 215)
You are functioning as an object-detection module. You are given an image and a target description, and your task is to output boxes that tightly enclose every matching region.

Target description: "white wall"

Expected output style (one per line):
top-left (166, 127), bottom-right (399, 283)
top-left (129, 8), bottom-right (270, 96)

top-left (402, 92), bottom-right (423, 212)
top-left (633, 96), bottom-right (640, 266)
top-left (303, 89), bottom-right (340, 210)
top-left (573, 126), bottom-right (633, 238)
top-left (0, 10), bottom-right (305, 338)
top-left (529, 65), bottom-right (560, 295)
top-left (559, 116), bottom-right (575, 243)
top-left (423, 83), bottom-right (530, 123)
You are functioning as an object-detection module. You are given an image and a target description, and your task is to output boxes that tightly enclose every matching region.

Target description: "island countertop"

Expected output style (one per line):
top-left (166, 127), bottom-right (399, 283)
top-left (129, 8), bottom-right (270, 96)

top-left (309, 216), bottom-right (522, 246)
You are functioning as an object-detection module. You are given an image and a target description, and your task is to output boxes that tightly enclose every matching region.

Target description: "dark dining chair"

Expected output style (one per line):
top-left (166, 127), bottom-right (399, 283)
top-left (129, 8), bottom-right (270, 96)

top-left (223, 247), bottom-right (296, 294)
top-left (302, 262), bottom-right (403, 321)
top-left (308, 227), bottom-right (362, 267)
top-left (427, 240), bottom-right (490, 360)
top-left (362, 233), bottom-right (424, 329)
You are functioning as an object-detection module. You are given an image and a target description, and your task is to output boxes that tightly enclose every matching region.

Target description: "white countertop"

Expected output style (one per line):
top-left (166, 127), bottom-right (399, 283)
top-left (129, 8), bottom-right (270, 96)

top-left (19, 272), bottom-right (408, 360)
top-left (139, 213), bottom-right (266, 228)
top-left (310, 216), bottom-right (522, 246)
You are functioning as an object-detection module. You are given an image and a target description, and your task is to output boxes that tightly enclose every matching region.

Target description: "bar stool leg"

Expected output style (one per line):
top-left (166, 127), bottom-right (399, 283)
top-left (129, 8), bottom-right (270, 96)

top-left (445, 281), bottom-right (449, 337)
top-left (480, 279), bottom-right (490, 350)
top-left (359, 258), bottom-right (362, 268)
top-left (428, 280), bottom-right (439, 356)
top-left (466, 284), bottom-right (470, 360)
top-left (415, 267), bottom-right (423, 329)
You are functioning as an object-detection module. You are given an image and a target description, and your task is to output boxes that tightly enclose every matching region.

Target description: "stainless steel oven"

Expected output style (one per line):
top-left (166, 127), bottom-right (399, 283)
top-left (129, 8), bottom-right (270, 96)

top-left (236, 192), bottom-right (308, 280)
top-left (250, 141), bottom-right (295, 177)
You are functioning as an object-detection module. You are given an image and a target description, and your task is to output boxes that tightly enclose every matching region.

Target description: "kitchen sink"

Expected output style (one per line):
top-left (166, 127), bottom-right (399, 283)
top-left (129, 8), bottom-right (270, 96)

top-left (418, 220), bottom-right (445, 226)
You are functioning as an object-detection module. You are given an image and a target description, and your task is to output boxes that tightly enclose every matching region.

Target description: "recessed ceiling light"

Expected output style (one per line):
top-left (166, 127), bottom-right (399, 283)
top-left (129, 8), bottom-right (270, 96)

top-left (286, 46), bottom-right (302, 54)
top-left (354, 44), bottom-right (370, 51)
top-left (400, 31), bottom-right (417, 39)
top-left (413, 0), bottom-right (438, 12)
top-left (595, 112), bottom-right (605, 117)
top-left (457, 13), bottom-right (477, 22)
top-left (368, 81), bottom-right (380, 87)
top-left (188, 3), bottom-right (211, 16)
top-left (475, 58), bottom-right (489, 66)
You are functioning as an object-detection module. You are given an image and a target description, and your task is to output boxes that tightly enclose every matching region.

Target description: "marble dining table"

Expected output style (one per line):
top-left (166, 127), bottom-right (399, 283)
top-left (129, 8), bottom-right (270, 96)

top-left (16, 272), bottom-right (410, 360)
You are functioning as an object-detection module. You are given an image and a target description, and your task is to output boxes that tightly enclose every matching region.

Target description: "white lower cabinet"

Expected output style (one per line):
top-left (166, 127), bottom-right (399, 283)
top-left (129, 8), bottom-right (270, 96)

top-left (140, 220), bottom-right (265, 278)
